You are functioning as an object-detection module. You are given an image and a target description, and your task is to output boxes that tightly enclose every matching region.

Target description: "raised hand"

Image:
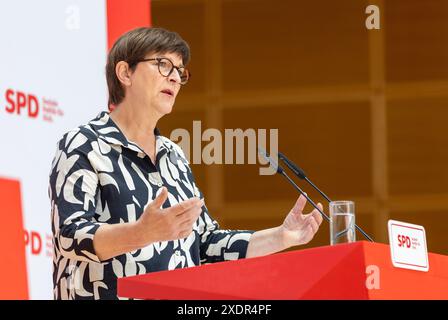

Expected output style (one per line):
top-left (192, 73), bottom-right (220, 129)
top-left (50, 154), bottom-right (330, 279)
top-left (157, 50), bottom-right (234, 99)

top-left (280, 194), bottom-right (324, 248)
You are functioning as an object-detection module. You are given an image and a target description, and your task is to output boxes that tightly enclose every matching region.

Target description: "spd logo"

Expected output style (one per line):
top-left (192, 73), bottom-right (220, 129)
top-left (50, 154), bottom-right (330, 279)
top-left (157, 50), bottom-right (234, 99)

top-left (4, 88), bottom-right (63, 123)
top-left (397, 234), bottom-right (411, 248)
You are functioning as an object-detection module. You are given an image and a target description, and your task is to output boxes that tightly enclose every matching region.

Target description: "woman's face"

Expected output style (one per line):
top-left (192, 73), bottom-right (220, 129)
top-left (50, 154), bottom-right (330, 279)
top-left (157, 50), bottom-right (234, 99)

top-left (129, 51), bottom-right (183, 116)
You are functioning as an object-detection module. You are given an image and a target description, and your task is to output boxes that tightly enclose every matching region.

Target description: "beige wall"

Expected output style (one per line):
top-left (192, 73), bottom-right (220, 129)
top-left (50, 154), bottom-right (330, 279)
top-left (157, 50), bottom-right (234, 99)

top-left (152, 0), bottom-right (448, 255)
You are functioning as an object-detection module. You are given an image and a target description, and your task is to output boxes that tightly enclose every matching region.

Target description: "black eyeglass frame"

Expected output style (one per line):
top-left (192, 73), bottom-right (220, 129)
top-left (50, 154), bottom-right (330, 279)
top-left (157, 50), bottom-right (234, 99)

top-left (132, 57), bottom-right (190, 85)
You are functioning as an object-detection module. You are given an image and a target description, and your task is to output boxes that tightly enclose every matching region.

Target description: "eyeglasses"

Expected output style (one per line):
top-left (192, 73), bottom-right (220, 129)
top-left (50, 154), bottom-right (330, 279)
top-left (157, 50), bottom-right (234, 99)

top-left (134, 57), bottom-right (190, 85)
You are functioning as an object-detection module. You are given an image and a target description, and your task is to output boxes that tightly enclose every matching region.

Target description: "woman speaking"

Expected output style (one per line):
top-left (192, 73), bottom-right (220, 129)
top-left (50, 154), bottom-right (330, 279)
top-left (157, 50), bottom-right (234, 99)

top-left (48, 27), bottom-right (323, 300)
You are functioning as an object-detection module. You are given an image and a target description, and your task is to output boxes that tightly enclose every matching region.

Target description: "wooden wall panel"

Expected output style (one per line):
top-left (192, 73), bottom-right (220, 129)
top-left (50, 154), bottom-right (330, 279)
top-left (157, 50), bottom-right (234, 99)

top-left (385, 0), bottom-right (448, 82)
top-left (387, 97), bottom-right (448, 195)
top-left (152, 1), bottom-right (206, 95)
top-left (152, 0), bottom-right (448, 254)
top-left (222, 0), bottom-right (370, 91)
top-left (222, 102), bottom-right (372, 202)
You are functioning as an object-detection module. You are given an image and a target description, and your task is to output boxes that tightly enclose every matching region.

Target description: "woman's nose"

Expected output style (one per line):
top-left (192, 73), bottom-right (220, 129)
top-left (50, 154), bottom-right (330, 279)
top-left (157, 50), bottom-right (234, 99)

top-left (168, 68), bottom-right (182, 84)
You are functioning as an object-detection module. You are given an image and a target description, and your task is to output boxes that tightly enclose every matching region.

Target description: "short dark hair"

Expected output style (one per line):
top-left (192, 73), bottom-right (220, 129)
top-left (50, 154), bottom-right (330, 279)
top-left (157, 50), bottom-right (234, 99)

top-left (106, 27), bottom-right (190, 106)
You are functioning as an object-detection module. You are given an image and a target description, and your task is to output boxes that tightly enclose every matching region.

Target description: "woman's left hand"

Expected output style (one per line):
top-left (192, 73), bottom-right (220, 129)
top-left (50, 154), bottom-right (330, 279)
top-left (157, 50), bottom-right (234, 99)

top-left (280, 194), bottom-right (324, 248)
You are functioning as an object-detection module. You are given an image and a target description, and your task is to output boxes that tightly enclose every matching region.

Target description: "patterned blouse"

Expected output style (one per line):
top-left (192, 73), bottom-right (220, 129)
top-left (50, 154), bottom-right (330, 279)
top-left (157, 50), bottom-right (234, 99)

top-left (48, 111), bottom-right (254, 300)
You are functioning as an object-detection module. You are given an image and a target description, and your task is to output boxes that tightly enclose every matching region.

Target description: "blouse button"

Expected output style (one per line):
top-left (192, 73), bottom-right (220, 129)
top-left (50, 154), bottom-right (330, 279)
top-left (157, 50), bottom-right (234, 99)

top-left (157, 182), bottom-right (163, 187)
top-left (175, 250), bottom-right (181, 256)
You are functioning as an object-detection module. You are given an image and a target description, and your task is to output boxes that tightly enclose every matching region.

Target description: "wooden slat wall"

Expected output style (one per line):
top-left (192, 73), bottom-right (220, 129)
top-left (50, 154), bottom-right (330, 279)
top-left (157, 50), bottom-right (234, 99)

top-left (152, 0), bottom-right (448, 254)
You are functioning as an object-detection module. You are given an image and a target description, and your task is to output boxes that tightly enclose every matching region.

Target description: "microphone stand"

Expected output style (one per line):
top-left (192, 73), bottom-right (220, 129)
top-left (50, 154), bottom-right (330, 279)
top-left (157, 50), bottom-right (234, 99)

top-left (277, 152), bottom-right (374, 242)
top-left (258, 148), bottom-right (330, 222)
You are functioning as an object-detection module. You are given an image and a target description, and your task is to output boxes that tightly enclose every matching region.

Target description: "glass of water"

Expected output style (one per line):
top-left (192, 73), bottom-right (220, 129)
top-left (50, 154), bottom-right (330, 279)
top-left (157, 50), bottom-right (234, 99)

top-left (329, 201), bottom-right (356, 245)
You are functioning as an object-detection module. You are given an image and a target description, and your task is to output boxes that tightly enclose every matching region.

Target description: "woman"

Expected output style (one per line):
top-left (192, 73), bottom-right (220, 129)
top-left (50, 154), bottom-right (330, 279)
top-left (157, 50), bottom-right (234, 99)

top-left (49, 27), bottom-right (323, 300)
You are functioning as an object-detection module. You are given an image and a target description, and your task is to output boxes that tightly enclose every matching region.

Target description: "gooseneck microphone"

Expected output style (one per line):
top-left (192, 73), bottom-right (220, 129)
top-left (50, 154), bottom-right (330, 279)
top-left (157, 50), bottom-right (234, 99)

top-left (258, 148), bottom-right (330, 223)
top-left (278, 152), bottom-right (331, 203)
top-left (277, 151), bottom-right (374, 242)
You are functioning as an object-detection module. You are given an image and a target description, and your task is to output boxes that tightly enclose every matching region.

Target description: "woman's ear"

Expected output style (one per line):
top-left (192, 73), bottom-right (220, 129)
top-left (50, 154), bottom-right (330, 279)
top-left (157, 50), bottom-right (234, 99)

top-left (115, 61), bottom-right (133, 87)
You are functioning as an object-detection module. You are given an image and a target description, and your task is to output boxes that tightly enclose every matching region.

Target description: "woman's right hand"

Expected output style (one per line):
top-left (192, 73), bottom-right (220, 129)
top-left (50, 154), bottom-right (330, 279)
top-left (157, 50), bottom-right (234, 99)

top-left (134, 187), bottom-right (204, 246)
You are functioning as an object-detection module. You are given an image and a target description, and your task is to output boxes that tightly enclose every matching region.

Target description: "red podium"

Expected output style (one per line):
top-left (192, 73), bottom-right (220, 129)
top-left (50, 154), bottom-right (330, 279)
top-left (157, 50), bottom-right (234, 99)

top-left (117, 241), bottom-right (448, 300)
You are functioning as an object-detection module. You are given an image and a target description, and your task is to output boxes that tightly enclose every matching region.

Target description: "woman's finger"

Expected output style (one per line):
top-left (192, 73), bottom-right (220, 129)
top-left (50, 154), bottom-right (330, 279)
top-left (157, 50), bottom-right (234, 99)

top-left (291, 194), bottom-right (307, 215)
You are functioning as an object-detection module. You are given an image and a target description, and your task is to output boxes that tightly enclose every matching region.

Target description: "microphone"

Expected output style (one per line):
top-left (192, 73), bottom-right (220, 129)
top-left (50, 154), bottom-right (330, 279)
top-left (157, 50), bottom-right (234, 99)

top-left (258, 147), bottom-right (330, 223)
top-left (277, 151), bottom-right (374, 242)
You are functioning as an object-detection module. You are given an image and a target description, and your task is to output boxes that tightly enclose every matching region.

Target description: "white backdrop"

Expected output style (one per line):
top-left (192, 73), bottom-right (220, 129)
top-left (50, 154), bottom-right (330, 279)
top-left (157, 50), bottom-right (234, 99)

top-left (0, 0), bottom-right (108, 299)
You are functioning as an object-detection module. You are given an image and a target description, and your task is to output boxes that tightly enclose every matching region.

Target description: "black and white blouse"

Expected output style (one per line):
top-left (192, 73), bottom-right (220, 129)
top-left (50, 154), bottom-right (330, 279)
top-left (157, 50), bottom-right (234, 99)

top-left (48, 111), bottom-right (254, 300)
